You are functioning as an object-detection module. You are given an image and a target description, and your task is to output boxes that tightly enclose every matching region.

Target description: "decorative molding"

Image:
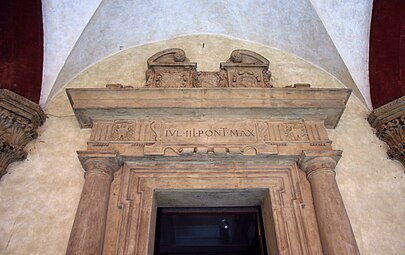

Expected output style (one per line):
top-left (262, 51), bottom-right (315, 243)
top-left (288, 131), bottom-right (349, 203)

top-left (66, 49), bottom-right (357, 255)
top-left (368, 95), bottom-right (405, 169)
top-left (102, 162), bottom-right (321, 255)
top-left (298, 150), bottom-right (342, 178)
top-left (0, 89), bottom-right (45, 178)
top-left (86, 119), bottom-right (332, 158)
top-left (144, 48), bottom-right (272, 88)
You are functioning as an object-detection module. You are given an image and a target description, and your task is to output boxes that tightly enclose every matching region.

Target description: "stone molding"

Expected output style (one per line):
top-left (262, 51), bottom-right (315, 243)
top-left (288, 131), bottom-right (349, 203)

top-left (298, 150), bottom-right (342, 179)
top-left (144, 48), bottom-right (272, 88)
top-left (368, 95), bottom-right (405, 169)
top-left (86, 119), bottom-right (332, 159)
top-left (67, 48), bottom-right (351, 129)
top-left (77, 150), bottom-right (122, 176)
top-left (0, 89), bottom-right (45, 178)
top-left (66, 49), bottom-right (358, 254)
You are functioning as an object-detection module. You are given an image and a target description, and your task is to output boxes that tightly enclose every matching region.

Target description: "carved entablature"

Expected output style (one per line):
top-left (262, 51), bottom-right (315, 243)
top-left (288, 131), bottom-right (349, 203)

top-left (67, 48), bottom-right (352, 160)
top-left (86, 119), bottom-right (331, 158)
top-left (144, 48), bottom-right (272, 88)
top-left (0, 89), bottom-right (45, 178)
top-left (369, 96), bottom-right (405, 169)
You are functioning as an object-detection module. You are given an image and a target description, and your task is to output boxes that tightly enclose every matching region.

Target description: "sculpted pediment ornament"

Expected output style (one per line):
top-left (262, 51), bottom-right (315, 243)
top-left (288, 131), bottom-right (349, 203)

top-left (144, 48), bottom-right (272, 88)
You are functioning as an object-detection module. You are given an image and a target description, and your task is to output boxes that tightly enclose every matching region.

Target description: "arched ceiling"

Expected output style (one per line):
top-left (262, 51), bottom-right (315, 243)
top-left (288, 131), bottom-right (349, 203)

top-left (41, 0), bottom-right (373, 108)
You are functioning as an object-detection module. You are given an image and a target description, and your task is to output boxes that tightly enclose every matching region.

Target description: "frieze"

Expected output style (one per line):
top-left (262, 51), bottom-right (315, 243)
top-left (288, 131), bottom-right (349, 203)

top-left (87, 119), bottom-right (331, 157)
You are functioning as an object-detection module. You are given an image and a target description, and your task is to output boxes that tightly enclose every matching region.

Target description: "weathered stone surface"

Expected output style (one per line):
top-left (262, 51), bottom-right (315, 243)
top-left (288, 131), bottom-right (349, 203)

top-left (368, 96), bottom-right (405, 169)
top-left (66, 49), bottom-right (358, 255)
top-left (66, 151), bottom-right (121, 255)
top-left (0, 89), bottom-right (45, 178)
top-left (299, 150), bottom-right (360, 255)
top-left (67, 87), bottom-right (351, 129)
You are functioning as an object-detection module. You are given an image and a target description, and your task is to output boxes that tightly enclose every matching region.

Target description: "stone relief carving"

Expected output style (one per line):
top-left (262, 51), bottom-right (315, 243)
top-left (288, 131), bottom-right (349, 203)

top-left (0, 90), bottom-right (45, 178)
top-left (145, 48), bottom-right (197, 88)
top-left (100, 48), bottom-right (321, 91)
top-left (376, 116), bottom-right (405, 167)
top-left (284, 123), bottom-right (309, 141)
top-left (126, 48), bottom-right (277, 88)
top-left (87, 119), bottom-right (330, 157)
top-left (368, 95), bottom-right (405, 170)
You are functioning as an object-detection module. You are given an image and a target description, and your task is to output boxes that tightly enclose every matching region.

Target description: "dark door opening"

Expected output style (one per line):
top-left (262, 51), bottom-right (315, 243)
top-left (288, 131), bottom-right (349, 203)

top-left (154, 207), bottom-right (268, 255)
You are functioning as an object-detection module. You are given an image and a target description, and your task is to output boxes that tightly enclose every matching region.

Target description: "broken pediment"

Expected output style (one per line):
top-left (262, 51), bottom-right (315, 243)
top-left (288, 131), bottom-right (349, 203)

top-left (144, 48), bottom-right (272, 88)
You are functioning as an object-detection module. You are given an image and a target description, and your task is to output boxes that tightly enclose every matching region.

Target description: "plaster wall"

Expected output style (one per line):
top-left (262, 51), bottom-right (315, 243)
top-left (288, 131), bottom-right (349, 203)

top-left (1, 35), bottom-right (403, 255)
top-left (41, 0), bottom-right (102, 105)
top-left (310, 0), bottom-right (374, 108)
top-left (41, 0), bottom-right (372, 108)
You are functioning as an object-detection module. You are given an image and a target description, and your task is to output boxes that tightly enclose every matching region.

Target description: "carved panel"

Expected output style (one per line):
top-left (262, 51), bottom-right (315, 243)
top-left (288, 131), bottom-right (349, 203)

top-left (144, 48), bottom-right (272, 88)
top-left (145, 48), bottom-right (197, 88)
top-left (87, 119), bottom-right (331, 158)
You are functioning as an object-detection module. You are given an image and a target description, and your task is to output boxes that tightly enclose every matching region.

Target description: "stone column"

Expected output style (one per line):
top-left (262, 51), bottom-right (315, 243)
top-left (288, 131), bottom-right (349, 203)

top-left (66, 151), bottom-right (121, 255)
top-left (299, 150), bottom-right (360, 255)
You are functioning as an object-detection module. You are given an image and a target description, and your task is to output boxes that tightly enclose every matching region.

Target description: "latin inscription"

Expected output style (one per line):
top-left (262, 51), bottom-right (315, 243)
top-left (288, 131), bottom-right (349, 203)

top-left (162, 122), bottom-right (258, 145)
top-left (165, 128), bottom-right (255, 138)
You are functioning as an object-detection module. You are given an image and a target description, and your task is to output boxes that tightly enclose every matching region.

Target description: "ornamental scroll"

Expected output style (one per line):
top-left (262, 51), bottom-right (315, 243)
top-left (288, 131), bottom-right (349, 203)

top-left (141, 48), bottom-right (273, 88)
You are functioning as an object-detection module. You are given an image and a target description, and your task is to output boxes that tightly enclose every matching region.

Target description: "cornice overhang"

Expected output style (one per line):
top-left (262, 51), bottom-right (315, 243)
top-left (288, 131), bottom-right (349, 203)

top-left (67, 87), bottom-right (351, 129)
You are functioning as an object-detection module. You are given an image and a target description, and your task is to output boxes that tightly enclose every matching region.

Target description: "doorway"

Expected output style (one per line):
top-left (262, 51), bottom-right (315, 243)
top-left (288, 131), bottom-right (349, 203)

top-left (154, 207), bottom-right (268, 255)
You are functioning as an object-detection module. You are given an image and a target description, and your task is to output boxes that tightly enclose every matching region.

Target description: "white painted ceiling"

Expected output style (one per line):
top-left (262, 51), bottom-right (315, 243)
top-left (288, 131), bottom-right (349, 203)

top-left (41, 0), bottom-right (373, 108)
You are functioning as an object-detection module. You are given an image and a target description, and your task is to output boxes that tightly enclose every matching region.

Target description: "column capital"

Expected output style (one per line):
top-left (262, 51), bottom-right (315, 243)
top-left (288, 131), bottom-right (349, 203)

top-left (77, 151), bottom-right (122, 176)
top-left (0, 89), bottom-right (45, 178)
top-left (298, 150), bottom-right (342, 178)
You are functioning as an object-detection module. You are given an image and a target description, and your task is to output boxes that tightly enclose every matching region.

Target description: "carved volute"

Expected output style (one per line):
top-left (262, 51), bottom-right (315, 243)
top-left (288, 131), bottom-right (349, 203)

top-left (0, 89), bottom-right (45, 178)
top-left (369, 95), bottom-right (405, 170)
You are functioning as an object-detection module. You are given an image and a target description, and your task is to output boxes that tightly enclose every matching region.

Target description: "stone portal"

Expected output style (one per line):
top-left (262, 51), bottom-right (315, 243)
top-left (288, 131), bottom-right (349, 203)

top-left (66, 49), bottom-right (359, 255)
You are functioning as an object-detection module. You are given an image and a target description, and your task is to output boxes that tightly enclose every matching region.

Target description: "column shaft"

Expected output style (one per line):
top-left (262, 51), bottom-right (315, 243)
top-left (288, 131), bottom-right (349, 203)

top-left (308, 169), bottom-right (359, 255)
top-left (300, 151), bottom-right (360, 255)
top-left (66, 160), bottom-right (115, 255)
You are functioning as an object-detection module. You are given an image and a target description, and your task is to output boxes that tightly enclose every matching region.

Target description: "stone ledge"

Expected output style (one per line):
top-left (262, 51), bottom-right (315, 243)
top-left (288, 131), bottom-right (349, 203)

top-left (67, 87), bottom-right (351, 129)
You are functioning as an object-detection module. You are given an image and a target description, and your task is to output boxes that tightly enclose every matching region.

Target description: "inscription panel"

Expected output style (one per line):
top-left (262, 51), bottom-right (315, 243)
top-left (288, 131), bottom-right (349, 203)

top-left (162, 121), bottom-right (257, 145)
top-left (88, 119), bottom-right (332, 156)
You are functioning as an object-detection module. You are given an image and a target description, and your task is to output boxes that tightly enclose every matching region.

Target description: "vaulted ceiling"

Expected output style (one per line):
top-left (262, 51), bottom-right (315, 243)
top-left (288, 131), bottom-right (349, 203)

top-left (41, 0), bottom-right (373, 108)
top-left (3, 1), bottom-right (404, 109)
